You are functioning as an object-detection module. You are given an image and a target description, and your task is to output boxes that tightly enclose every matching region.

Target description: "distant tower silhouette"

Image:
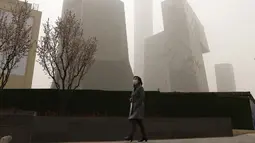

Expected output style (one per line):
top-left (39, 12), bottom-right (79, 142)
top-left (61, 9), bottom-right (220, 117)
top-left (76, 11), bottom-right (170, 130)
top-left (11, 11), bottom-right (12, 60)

top-left (144, 0), bottom-right (210, 92)
top-left (58, 0), bottom-right (133, 90)
top-left (215, 63), bottom-right (236, 92)
top-left (134, 0), bottom-right (153, 80)
top-left (62, 0), bottom-right (82, 18)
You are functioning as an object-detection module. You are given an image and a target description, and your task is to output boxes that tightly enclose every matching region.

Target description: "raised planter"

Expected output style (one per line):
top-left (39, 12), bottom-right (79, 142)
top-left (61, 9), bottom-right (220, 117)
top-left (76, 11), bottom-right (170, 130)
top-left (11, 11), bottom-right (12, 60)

top-left (31, 117), bottom-right (233, 142)
top-left (0, 112), bottom-right (35, 143)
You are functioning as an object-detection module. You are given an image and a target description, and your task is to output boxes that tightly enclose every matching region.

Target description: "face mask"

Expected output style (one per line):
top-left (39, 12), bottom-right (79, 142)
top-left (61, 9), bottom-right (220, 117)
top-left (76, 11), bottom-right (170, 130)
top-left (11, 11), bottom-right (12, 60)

top-left (133, 79), bottom-right (138, 85)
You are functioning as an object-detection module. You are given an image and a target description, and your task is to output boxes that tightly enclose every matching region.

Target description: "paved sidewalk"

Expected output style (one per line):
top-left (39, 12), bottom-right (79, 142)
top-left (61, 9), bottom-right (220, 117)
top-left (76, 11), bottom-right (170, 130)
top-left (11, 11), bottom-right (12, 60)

top-left (149, 134), bottom-right (255, 143)
top-left (76, 134), bottom-right (255, 143)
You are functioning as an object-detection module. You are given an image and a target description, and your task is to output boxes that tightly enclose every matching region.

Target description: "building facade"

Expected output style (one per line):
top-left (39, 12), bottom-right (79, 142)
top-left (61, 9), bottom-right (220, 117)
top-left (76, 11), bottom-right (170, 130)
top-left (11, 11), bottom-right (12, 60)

top-left (62, 0), bottom-right (82, 18)
top-left (144, 0), bottom-right (209, 92)
top-left (215, 63), bottom-right (236, 92)
top-left (0, 0), bottom-right (41, 88)
top-left (61, 0), bottom-right (133, 90)
top-left (134, 0), bottom-right (153, 79)
top-left (144, 32), bottom-right (172, 92)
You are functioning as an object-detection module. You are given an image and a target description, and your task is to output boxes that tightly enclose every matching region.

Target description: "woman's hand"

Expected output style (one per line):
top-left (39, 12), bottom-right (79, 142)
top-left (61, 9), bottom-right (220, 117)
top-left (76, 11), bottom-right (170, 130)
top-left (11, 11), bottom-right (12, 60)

top-left (129, 98), bottom-right (133, 102)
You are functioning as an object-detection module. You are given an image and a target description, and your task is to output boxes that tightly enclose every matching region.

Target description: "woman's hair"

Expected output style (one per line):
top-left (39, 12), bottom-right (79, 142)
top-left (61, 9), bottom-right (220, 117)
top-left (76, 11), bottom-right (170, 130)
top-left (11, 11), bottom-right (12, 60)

top-left (133, 76), bottom-right (143, 85)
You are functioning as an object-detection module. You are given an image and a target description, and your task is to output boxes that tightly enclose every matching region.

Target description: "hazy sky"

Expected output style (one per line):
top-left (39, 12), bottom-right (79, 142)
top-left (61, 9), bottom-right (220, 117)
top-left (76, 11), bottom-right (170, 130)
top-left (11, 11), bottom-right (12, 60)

top-left (28, 0), bottom-right (255, 96)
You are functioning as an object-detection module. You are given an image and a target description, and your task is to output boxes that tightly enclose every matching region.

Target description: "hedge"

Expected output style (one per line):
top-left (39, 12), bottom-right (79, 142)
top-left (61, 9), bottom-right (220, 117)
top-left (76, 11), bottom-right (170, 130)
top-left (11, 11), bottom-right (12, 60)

top-left (0, 89), bottom-right (253, 129)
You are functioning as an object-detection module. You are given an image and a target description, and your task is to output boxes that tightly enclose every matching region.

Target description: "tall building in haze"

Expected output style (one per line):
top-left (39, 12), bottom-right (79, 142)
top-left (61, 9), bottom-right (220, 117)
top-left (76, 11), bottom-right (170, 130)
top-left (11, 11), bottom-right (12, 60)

top-left (144, 0), bottom-right (209, 92)
top-left (0, 0), bottom-right (41, 88)
top-left (61, 0), bottom-right (133, 90)
top-left (215, 63), bottom-right (236, 92)
top-left (134, 0), bottom-right (153, 79)
top-left (62, 0), bottom-right (82, 18)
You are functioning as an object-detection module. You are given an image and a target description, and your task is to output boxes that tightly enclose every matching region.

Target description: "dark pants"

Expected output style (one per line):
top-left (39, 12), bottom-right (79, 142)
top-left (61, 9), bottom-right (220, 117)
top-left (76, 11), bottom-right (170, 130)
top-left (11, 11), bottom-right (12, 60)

top-left (128, 119), bottom-right (147, 138)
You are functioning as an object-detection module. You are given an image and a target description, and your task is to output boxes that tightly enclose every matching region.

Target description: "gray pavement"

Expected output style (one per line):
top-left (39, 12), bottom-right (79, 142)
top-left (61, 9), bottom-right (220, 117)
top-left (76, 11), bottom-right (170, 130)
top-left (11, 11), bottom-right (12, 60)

top-left (149, 134), bottom-right (255, 143)
top-left (79, 134), bottom-right (255, 143)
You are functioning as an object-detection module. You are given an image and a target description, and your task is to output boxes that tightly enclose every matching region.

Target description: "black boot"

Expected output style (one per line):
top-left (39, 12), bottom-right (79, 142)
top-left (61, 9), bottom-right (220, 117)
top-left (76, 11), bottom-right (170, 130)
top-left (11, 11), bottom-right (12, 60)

top-left (124, 136), bottom-right (133, 142)
top-left (138, 137), bottom-right (148, 142)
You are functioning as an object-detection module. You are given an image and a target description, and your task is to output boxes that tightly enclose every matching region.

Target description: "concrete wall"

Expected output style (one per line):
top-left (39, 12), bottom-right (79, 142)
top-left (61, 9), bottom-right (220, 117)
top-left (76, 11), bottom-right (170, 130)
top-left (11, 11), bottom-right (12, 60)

top-left (0, 114), bottom-right (232, 142)
top-left (0, 114), bottom-right (34, 143)
top-left (31, 117), bottom-right (232, 142)
top-left (215, 63), bottom-right (236, 92)
top-left (0, 0), bottom-right (42, 89)
top-left (250, 101), bottom-right (255, 128)
top-left (134, 0), bottom-right (153, 79)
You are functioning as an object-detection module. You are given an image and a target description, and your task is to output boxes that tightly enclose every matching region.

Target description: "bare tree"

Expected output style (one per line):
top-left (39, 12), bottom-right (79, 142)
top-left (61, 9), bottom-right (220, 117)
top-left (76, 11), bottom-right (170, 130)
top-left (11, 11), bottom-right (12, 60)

top-left (37, 11), bottom-right (97, 90)
top-left (0, 0), bottom-right (33, 89)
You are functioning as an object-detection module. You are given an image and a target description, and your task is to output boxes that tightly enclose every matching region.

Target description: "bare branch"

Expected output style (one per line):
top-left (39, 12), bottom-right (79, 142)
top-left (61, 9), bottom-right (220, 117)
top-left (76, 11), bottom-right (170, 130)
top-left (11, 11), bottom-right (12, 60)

top-left (0, 0), bottom-right (33, 89)
top-left (37, 10), bottom-right (97, 90)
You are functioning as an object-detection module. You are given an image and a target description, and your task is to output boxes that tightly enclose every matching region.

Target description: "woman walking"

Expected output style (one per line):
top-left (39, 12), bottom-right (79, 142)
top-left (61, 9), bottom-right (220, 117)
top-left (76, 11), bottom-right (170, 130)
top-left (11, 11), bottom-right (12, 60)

top-left (124, 76), bottom-right (148, 142)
